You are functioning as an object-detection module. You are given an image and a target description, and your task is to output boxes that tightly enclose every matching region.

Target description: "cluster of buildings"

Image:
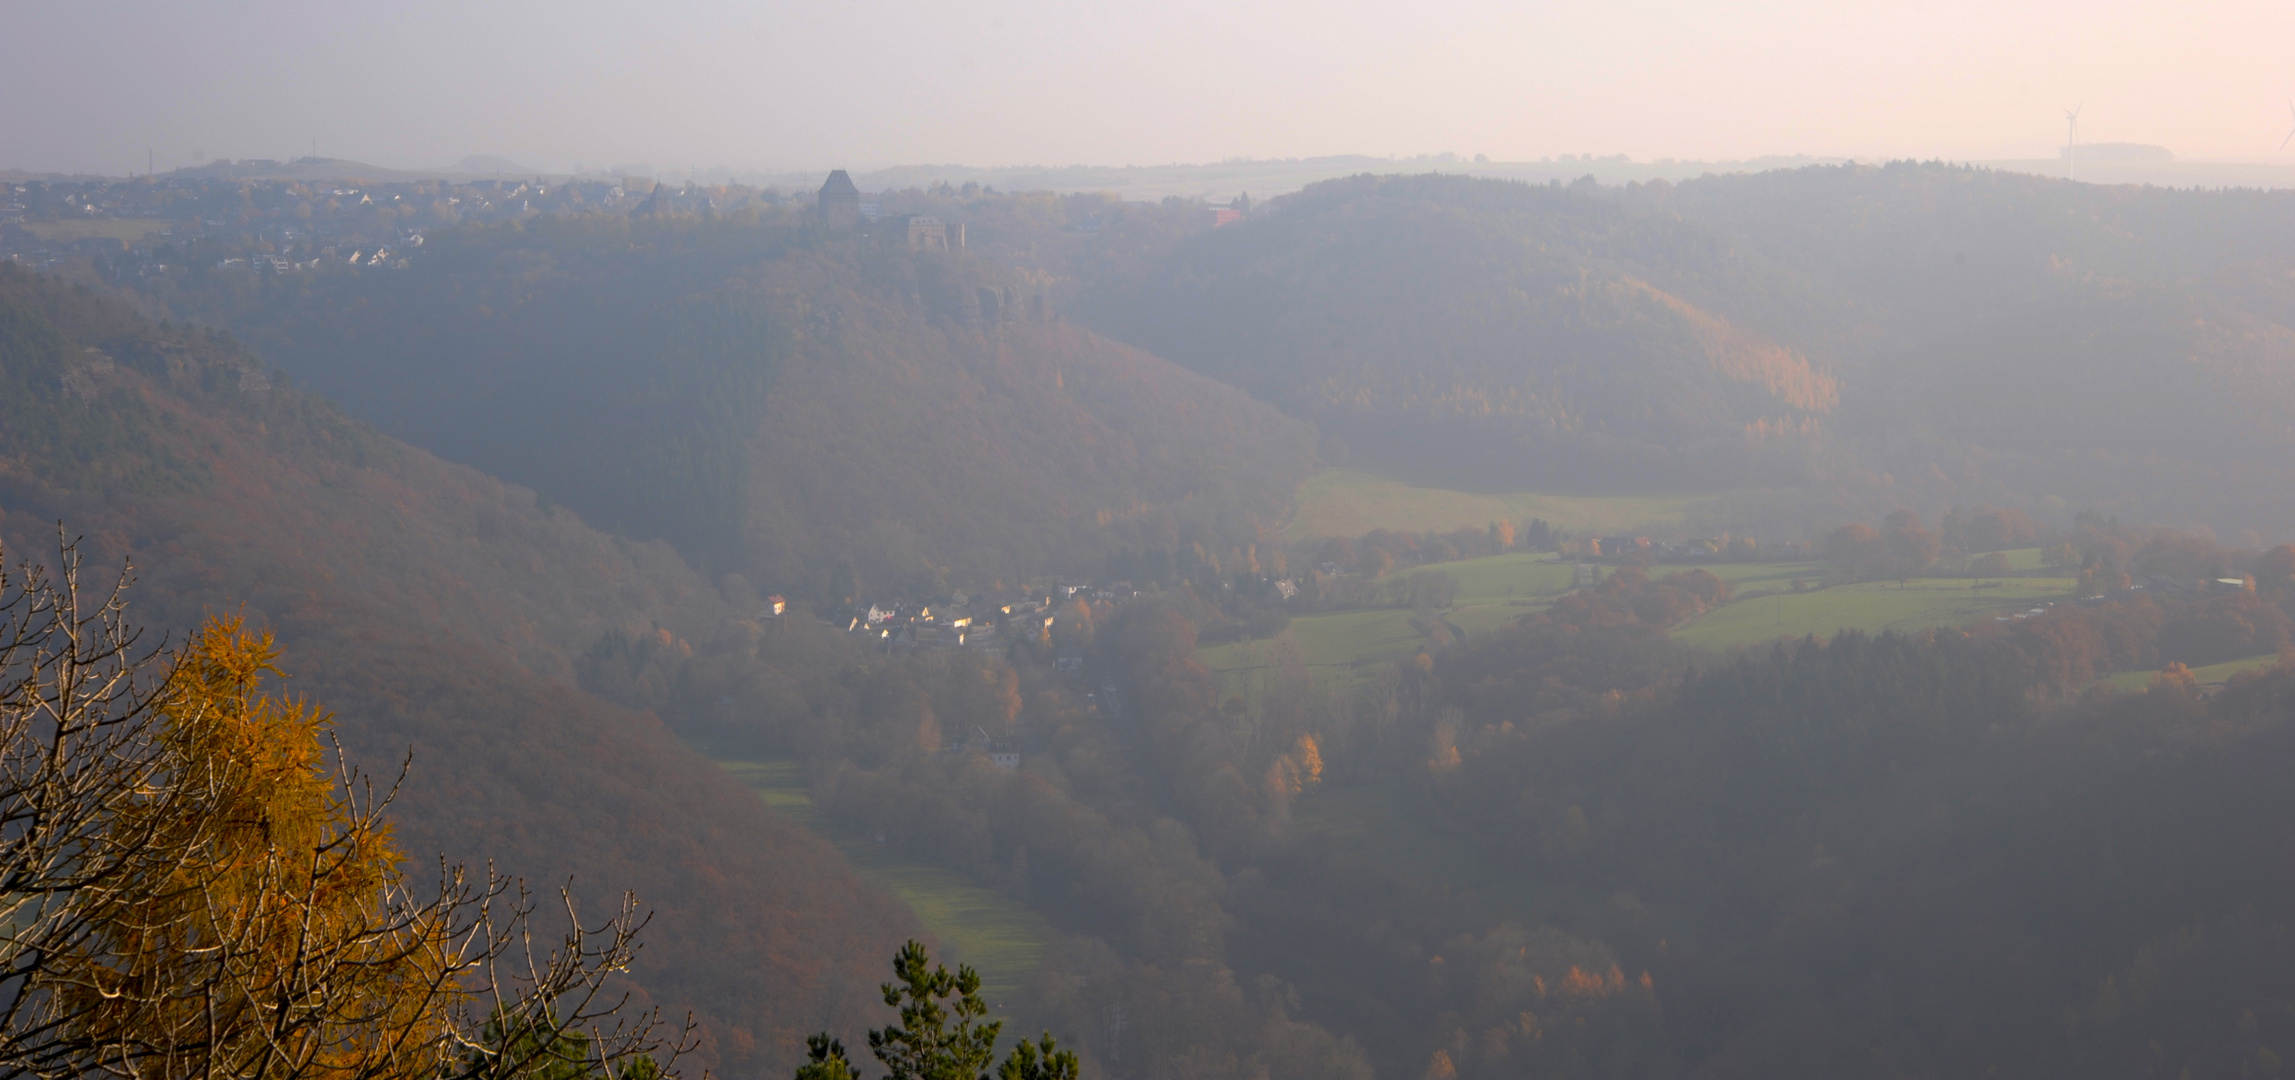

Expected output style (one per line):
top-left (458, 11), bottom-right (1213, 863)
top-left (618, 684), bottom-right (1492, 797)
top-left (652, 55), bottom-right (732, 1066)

top-left (2, 164), bottom-right (1227, 279)
top-left (819, 581), bottom-right (1146, 763)
top-left (831, 580), bottom-right (1141, 652)
top-left (0, 170), bottom-right (807, 278)
top-left (2071, 573), bottom-right (2257, 610)
top-left (1575, 535), bottom-right (1806, 563)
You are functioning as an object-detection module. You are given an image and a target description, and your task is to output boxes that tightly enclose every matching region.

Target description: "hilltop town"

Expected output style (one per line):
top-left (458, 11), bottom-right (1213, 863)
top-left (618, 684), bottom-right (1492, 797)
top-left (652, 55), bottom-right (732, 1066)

top-left (0, 165), bottom-right (1135, 282)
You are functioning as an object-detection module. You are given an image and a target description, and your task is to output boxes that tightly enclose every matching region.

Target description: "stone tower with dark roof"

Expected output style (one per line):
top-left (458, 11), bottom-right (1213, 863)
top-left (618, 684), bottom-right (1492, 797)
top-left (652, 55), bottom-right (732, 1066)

top-left (818, 170), bottom-right (860, 229)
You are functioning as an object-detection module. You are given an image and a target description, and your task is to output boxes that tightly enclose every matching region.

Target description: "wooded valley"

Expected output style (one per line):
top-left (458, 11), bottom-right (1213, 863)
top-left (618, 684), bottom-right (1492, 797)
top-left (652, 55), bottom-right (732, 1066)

top-left (6, 160), bottom-right (2295, 1079)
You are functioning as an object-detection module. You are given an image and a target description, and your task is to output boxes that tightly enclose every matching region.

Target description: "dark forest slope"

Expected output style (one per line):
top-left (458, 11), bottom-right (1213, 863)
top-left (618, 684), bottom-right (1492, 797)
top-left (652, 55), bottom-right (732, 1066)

top-left (1082, 168), bottom-right (2295, 538)
top-left (738, 248), bottom-right (1318, 594)
top-left (1079, 174), bottom-right (1843, 493)
top-left (151, 219), bottom-right (1317, 597)
top-left (0, 264), bottom-right (920, 1076)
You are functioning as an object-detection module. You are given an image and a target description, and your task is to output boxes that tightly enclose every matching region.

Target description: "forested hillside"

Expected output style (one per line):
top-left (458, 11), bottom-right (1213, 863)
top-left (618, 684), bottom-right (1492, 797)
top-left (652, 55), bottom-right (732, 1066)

top-left (147, 217), bottom-right (1316, 597)
top-left (2, 263), bottom-right (1385, 1080)
top-left (1079, 174), bottom-right (1837, 494)
top-left (1648, 163), bottom-right (2295, 532)
top-left (1081, 167), bottom-right (2295, 539)
top-left (0, 264), bottom-right (923, 1076)
top-left (35, 166), bottom-right (2295, 1080)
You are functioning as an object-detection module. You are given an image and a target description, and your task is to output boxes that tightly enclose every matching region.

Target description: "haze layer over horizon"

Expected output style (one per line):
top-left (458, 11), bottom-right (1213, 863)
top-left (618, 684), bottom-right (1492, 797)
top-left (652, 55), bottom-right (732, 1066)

top-left (5, 0), bottom-right (2291, 177)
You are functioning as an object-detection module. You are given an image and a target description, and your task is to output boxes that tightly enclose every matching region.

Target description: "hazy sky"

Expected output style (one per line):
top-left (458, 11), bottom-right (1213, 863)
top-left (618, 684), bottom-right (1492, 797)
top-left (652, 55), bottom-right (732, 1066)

top-left (7, 0), bottom-right (2293, 176)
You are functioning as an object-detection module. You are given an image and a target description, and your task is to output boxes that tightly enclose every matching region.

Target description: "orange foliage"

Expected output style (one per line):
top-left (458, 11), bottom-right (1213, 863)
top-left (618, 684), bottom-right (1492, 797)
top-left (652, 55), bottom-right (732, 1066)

top-left (2152, 662), bottom-right (2198, 694)
top-left (1626, 278), bottom-right (1841, 413)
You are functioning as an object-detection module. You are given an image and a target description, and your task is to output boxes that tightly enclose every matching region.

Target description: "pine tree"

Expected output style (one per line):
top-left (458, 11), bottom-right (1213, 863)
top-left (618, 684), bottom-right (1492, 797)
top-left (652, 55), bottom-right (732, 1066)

top-left (799, 942), bottom-right (1078, 1080)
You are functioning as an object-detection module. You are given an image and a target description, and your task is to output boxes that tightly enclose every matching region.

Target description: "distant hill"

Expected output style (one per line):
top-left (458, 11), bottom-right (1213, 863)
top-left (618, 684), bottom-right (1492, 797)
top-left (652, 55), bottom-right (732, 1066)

top-left (165, 156), bottom-right (448, 182)
top-left (448, 153), bottom-right (537, 175)
top-left (1082, 167), bottom-right (2295, 539)
top-left (149, 218), bottom-right (1317, 597)
top-left (748, 154), bottom-right (1854, 204)
top-left (119, 165), bottom-right (2295, 548)
top-left (0, 264), bottom-right (920, 1075)
top-left (1080, 173), bottom-right (1843, 494)
top-left (1650, 162), bottom-right (2295, 531)
top-left (158, 154), bottom-right (561, 183)
top-left (1969, 156), bottom-right (2295, 189)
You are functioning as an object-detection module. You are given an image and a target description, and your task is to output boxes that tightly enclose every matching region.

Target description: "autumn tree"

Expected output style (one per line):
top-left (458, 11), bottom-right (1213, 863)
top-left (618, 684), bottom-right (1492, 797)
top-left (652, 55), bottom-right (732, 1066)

top-left (1881, 510), bottom-right (1942, 579)
top-left (2255, 544), bottom-right (2295, 597)
top-left (1398, 570), bottom-right (1459, 612)
top-left (1825, 523), bottom-right (1886, 576)
top-left (1944, 506), bottom-right (2040, 552)
top-left (0, 534), bottom-right (684, 1079)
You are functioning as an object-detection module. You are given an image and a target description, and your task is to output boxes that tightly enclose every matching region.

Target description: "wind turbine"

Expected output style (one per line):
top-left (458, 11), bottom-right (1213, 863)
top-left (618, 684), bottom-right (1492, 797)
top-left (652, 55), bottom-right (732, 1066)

top-left (2064, 103), bottom-right (2081, 181)
top-left (2280, 100), bottom-right (2295, 152)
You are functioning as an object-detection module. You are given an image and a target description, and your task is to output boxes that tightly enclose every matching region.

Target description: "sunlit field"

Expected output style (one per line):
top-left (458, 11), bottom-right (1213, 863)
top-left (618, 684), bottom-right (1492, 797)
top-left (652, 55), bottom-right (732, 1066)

top-left (1281, 470), bottom-right (1718, 541)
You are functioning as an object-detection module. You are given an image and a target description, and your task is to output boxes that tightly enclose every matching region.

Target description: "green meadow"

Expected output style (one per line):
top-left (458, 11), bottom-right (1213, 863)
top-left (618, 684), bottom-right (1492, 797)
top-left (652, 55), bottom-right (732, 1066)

top-left (1199, 607), bottom-right (1426, 702)
top-left (1204, 549), bottom-right (2096, 695)
top-left (715, 758), bottom-right (1053, 1008)
top-left (1281, 470), bottom-right (1716, 542)
top-left (1200, 553), bottom-right (1581, 698)
top-left (1414, 552), bottom-right (1580, 638)
top-left (1670, 572), bottom-right (2077, 653)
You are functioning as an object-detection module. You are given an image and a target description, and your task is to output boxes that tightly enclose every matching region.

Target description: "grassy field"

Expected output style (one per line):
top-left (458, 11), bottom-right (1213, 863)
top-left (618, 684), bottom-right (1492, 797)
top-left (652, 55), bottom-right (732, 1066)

top-left (1200, 553), bottom-right (1584, 698)
top-left (1199, 607), bottom-right (1426, 703)
top-left (715, 758), bottom-right (1054, 1008)
top-left (21, 218), bottom-right (176, 242)
top-left (1282, 470), bottom-right (1716, 541)
top-left (1433, 555), bottom-right (1574, 639)
top-left (1433, 551), bottom-right (1581, 600)
top-left (1671, 574), bottom-right (2077, 653)
top-left (2095, 653), bottom-right (2289, 693)
top-left (1202, 550), bottom-right (2086, 695)
top-left (1996, 547), bottom-right (2049, 571)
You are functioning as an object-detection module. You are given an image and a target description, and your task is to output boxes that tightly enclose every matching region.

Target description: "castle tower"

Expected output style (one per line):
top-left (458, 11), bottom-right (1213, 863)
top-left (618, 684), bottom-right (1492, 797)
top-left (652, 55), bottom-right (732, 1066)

top-left (819, 170), bottom-right (860, 229)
